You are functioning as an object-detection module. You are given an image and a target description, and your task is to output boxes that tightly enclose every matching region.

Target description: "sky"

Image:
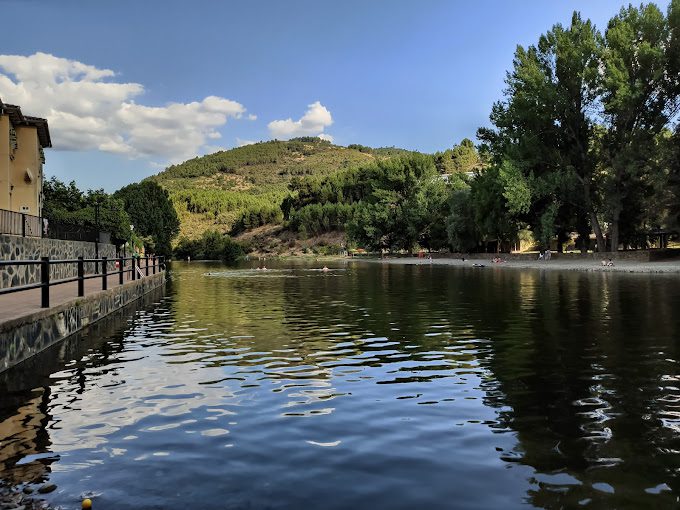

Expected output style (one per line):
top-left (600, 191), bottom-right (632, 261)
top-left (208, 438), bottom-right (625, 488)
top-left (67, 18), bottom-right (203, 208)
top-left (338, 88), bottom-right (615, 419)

top-left (0, 0), bottom-right (671, 192)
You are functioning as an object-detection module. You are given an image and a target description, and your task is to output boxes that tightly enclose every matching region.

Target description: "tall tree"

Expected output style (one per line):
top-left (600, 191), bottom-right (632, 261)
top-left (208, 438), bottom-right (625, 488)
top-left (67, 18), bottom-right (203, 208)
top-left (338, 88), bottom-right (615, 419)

top-left (599, 1), bottom-right (680, 250)
top-left (479, 13), bottom-right (603, 250)
top-left (114, 181), bottom-right (180, 257)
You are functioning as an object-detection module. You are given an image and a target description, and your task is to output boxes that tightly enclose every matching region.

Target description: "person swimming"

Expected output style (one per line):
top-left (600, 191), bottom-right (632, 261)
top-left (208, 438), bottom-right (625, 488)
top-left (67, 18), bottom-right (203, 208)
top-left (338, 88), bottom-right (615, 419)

top-left (322, 266), bottom-right (329, 272)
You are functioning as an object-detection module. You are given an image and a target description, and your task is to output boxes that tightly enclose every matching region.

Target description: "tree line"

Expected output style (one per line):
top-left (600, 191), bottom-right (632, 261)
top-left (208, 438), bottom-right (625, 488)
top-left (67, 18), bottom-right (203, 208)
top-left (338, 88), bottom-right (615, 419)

top-left (478, 1), bottom-right (680, 252)
top-left (285, 1), bottom-right (680, 254)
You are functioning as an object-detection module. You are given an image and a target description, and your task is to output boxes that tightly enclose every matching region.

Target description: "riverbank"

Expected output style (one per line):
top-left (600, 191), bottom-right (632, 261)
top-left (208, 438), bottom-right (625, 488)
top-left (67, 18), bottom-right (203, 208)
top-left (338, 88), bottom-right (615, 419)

top-left (366, 256), bottom-right (680, 274)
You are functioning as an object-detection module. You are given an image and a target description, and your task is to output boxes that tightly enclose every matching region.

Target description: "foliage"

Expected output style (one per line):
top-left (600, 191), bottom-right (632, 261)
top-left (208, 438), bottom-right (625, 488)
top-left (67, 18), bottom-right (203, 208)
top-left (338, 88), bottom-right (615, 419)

top-left (230, 204), bottom-right (283, 235)
top-left (345, 154), bottom-right (453, 252)
top-left (434, 138), bottom-right (487, 175)
top-left (597, 1), bottom-right (680, 249)
top-left (174, 230), bottom-right (244, 263)
top-left (288, 202), bottom-right (355, 237)
top-left (479, 1), bottom-right (680, 251)
top-left (149, 138), bottom-right (413, 240)
top-left (446, 190), bottom-right (479, 252)
top-left (446, 168), bottom-right (520, 252)
top-left (114, 181), bottom-right (180, 257)
top-left (43, 177), bottom-right (132, 243)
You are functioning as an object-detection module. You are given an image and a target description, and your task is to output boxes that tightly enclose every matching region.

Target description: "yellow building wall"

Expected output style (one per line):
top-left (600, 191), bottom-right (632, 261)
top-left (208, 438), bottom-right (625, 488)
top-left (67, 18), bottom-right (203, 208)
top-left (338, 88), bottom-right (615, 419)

top-left (0, 115), bottom-right (9, 211)
top-left (9, 125), bottom-right (42, 216)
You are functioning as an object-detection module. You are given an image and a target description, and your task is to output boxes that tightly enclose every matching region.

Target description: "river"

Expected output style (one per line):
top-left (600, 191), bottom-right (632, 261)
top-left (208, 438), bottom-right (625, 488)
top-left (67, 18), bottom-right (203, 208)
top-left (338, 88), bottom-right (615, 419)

top-left (1, 260), bottom-right (679, 509)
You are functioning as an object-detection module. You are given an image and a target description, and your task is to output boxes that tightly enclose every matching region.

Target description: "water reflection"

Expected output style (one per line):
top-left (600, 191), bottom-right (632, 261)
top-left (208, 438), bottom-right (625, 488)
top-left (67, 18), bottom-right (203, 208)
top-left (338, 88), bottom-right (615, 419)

top-left (0, 261), bottom-right (679, 509)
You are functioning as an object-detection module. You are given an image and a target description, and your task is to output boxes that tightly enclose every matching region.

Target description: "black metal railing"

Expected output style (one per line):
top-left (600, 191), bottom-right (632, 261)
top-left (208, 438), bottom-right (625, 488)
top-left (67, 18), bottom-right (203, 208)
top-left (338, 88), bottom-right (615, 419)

top-left (0, 255), bottom-right (165, 308)
top-left (0, 208), bottom-right (43, 237)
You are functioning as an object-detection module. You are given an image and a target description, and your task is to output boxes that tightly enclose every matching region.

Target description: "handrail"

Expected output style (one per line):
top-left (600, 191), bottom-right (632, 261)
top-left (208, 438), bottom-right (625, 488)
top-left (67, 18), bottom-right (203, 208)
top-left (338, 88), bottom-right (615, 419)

top-left (0, 255), bottom-right (165, 308)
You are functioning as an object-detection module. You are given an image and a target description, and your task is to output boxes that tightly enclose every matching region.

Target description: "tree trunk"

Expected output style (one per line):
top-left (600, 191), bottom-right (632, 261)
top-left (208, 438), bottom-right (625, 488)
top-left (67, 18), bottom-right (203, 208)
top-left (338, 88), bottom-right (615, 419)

top-left (576, 213), bottom-right (590, 254)
top-left (557, 230), bottom-right (568, 253)
top-left (582, 181), bottom-right (606, 252)
top-left (590, 212), bottom-right (606, 252)
top-left (610, 219), bottom-right (620, 253)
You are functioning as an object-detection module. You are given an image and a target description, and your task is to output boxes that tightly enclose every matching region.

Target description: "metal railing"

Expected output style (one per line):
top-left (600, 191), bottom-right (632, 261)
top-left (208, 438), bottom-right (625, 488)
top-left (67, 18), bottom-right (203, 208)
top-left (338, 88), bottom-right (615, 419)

top-left (0, 208), bottom-right (43, 237)
top-left (0, 255), bottom-right (165, 308)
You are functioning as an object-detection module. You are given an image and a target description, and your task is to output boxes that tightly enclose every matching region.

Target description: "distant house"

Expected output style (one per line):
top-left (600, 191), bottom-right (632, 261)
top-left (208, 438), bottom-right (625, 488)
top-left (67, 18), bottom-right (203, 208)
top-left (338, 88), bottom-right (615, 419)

top-left (0, 98), bottom-right (51, 217)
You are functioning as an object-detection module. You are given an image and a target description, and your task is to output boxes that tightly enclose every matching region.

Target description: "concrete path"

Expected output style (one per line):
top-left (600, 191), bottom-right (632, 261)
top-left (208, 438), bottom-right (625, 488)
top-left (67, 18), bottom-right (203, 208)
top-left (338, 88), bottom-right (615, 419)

top-left (0, 271), bottom-right (149, 325)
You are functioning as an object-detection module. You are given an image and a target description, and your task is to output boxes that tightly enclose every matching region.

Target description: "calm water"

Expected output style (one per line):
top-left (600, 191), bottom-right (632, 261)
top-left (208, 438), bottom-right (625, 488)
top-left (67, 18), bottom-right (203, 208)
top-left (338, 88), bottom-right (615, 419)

top-left (1, 260), bottom-right (680, 509)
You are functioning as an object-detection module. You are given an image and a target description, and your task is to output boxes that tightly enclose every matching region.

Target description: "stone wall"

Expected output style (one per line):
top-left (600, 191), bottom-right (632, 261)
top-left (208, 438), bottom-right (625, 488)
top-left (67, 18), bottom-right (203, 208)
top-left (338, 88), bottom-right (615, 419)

top-left (0, 234), bottom-right (117, 289)
top-left (0, 272), bottom-right (165, 373)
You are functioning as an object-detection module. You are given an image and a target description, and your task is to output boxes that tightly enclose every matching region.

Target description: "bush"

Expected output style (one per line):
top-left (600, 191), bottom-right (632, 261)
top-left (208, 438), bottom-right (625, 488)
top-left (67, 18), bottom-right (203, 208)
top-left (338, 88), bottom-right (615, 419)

top-left (174, 231), bottom-right (244, 263)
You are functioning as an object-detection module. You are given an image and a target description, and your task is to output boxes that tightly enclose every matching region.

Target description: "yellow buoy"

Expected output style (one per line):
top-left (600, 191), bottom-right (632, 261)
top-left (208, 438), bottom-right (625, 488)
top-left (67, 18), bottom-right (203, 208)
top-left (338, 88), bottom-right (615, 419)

top-left (82, 498), bottom-right (92, 509)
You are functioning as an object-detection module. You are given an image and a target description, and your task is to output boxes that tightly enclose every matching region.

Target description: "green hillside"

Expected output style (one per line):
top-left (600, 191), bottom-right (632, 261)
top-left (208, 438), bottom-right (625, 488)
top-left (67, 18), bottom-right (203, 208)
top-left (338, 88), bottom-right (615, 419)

top-left (149, 137), bottom-right (414, 240)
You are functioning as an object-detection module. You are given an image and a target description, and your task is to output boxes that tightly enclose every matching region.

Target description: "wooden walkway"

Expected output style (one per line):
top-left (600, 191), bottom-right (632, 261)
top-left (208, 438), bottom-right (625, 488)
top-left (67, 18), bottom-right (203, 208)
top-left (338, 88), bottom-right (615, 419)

top-left (0, 273), bottom-right (137, 325)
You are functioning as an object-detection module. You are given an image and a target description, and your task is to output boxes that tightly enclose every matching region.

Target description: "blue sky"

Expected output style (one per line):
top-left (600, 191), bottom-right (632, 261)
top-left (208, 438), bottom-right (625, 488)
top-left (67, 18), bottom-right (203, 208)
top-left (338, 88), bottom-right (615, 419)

top-left (0, 0), bottom-right (670, 192)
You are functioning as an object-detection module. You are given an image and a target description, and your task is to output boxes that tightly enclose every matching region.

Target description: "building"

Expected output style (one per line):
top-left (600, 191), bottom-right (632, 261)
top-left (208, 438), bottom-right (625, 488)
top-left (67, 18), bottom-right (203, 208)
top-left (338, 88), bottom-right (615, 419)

top-left (0, 98), bottom-right (51, 217)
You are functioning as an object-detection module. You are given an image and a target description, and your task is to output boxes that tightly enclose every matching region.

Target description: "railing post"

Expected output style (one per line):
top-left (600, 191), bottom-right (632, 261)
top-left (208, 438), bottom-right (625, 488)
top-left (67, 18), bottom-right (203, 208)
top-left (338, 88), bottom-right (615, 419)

top-left (21, 213), bottom-right (26, 238)
top-left (145, 256), bottom-right (149, 276)
top-left (78, 256), bottom-right (84, 297)
top-left (102, 256), bottom-right (108, 290)
top-left (119, 257), bottom-right (124, 285)
top-left (40, 256), bottom-right (50, 308)
top-left (132, 257), bottom-right (136, 281)
top-left (153, 256), bottom-right (156, 275)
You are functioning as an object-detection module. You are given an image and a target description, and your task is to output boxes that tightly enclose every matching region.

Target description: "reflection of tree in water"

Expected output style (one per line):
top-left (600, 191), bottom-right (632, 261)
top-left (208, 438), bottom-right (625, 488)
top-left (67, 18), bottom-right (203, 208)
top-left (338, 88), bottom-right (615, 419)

top-left (468, 270), bottom-right (680, 508)
top-left (279, 264), bottom-right (680, 507)
top-left (0, 290), bottom-right (161, 487)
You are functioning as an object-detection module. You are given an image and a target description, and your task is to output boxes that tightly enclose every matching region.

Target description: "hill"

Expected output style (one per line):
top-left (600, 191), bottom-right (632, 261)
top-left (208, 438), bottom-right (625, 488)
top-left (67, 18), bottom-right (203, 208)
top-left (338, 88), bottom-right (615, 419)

top-left (149, 137), bottom-right (415, 241)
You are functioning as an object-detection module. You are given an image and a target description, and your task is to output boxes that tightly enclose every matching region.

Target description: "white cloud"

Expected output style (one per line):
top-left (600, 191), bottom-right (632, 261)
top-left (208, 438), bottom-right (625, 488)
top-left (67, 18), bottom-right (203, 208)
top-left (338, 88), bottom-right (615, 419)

top-left (247, 114), bottom-right (257, 121)
top-left (317, 133), bottom-right (334, 143)
top-left (0, 52), bottom-right (249, 163)
top-left (268, 101), bottom-right (333, 140)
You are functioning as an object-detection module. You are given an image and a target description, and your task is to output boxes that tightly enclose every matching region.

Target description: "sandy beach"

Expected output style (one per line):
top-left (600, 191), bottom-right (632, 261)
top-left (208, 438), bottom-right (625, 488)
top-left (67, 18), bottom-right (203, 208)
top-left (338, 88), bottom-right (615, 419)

top-left (364, 256), bottom-right (680, 274)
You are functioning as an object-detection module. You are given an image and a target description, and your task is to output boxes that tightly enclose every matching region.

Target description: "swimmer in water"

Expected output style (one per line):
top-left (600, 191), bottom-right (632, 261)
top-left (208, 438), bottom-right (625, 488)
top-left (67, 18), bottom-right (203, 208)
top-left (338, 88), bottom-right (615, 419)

top-left (322, 266), bottom-right (329, 272)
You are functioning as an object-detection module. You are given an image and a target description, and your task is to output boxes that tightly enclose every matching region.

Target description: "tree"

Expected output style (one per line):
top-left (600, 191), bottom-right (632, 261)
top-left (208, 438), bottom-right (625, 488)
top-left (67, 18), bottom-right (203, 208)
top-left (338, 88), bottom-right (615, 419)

top-left (174, 231), bottom-right (244, 263)
top-left (434, 138), bottom-right (486, 175)
top-left (598, 1), bottom-right (680, 250)
top-left (346, 154), bottom-right (449, 253)
top-left (446, 169), bottom-right (520, 253)
top-left (479, 2), bottom-right (680, 252)
top-left (115, 181), bottom-right (180, 257)
top-left (447, 189), bottom-right (479, 252)
top-left (479, 12), bottom-right (603, 251)
top-left (666, 127), bottom-right (680, 230)
top-left (42, 177), bottom-right (132, 242)
top-left (42, 177), bottom-right (85, 215)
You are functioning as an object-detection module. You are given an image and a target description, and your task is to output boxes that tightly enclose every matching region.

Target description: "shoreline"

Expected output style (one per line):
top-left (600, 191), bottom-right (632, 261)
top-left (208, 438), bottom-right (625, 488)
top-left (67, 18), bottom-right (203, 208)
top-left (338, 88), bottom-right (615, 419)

top-left (359, 256), bottom-right (680, 274)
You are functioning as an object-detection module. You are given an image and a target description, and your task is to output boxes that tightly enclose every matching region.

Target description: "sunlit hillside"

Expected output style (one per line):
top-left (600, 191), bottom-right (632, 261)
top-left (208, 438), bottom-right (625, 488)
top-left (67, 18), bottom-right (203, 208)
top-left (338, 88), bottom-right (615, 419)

top-left (149, 137), bottom-right (415, 240)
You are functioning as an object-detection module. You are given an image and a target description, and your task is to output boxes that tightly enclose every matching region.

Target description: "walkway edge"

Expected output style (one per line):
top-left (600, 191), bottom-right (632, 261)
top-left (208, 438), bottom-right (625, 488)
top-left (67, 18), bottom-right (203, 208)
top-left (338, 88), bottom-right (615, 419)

top-left (0, 273), bottom-right (165, 373)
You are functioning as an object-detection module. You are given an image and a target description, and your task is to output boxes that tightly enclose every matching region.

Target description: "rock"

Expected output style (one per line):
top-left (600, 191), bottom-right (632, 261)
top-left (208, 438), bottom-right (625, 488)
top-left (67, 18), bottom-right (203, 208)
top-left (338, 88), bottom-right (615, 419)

top-left (36, 484), bottom-right (56, 495)
top-left (22, 488), bottom-right (33, 495)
